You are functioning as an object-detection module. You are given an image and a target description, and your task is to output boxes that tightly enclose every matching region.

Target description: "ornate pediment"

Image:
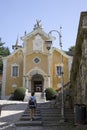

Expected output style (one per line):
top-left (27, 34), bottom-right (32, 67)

top-left (33, 34), bottom-right (43, 51)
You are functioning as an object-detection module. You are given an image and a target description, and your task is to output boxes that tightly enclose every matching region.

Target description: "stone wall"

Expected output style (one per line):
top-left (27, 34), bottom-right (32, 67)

top-left (71, 12), bottom-right (87, 105)
top-left (76, 38), bottom-right (87, 104)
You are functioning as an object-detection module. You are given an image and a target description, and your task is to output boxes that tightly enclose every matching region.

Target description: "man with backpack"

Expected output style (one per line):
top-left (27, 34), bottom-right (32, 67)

top-left (28, 92), bottom-right (37, 121)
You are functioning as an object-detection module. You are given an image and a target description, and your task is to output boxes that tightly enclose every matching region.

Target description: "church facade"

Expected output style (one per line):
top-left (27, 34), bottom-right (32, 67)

top-left (1, 21), bottom-right (72, 99)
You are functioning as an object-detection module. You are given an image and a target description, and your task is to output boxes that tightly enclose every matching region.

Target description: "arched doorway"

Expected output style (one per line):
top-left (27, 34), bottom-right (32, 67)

top-left (31, 74), bottom-right (44, 92)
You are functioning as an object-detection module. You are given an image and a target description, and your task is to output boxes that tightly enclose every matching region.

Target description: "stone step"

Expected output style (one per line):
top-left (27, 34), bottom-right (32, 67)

top-left (65, 109), bottom-right (74, 113)
top-left (25, 110), bottom-right (40, 113)
top-left (65, 114), bottom-right (74, 117)
top-left (41, 111), bottom-right (61, 114)
top-left (40, 108), bottom-right (60, 110)
top-left (22, 109), bottom-right (41, 116)
top-left (42, 117), bottom-right (61, 121)
top-left (20, 116), bottom-right (42, 121)
top-left (41, 109), bottom-right (61, 112)
top-left (22, 113), bottom-right (41, 117)
top-left (41, 114), bottom-right (61, 117)
top-left (43, 125), bottom-right (75, 130)
top-left (41, 113), bottom-right (74, 119)
top-left (15, 120), bottom-right (42, 127)
top-left (42, 121), bottom-right (74, 127)
top-left (24, 110), bottom-right (41, 114)
top-left (16, 126), bottom-right (43, 130)
top-left (42, 121), bottom-right (61, 126)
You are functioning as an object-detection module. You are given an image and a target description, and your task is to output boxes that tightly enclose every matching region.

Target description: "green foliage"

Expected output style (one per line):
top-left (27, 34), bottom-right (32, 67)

top-left (68, 46), bottom-right (75, 52)
top-left (13, 87), bottom-right (26, 101)
top-left (0, 38), bottom-right (10, 56)
top-left (45, 87), bottom-right (57, 100)
top-left (0, 38), bottom-right (10, 73)
top-left (0, 46), bottom-right (10, 56)
top-left (0, 37), bottom-right (10, 56)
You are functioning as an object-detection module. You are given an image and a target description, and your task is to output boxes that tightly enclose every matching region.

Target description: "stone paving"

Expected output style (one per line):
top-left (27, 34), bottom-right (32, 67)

top-left (0, 100), bottom-right (27, 130)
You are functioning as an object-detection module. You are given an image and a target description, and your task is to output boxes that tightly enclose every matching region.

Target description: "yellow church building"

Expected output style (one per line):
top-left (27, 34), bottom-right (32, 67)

top-left (1, 21), bottom-right (72, 99)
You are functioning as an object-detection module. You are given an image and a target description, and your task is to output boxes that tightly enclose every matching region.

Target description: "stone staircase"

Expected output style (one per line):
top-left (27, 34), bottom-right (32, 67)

top-left (14, 92), bottom-right (87, 130)
top-left (38, 101), bottom-right (75, 130)
top-left (15, 100), bottom-right (76, 130)
top-left (15, 106), bottom-right (43, 130)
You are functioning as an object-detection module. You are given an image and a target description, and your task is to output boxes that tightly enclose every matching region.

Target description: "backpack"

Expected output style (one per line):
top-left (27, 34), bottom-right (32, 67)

top-left (29, 97), bottom-right (36, 106)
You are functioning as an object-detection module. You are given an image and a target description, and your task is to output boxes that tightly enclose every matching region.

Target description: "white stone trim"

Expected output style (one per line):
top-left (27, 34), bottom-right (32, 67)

top-left (28, 79), bottom-right (31, 92)
top-left (52, 47), bottom-right (72, 58)
top-left (3, 48), bottom-right (23, 60)
top-left (12, 84), bottom-right (17, 88)
top-left (55, 64), bottom-right (63, 77)
top-left (48, 53), bottom-right (51, 87)
top-left (26, 50), bottom-right (49, 56)
top-left (27, 67), bottom-right (47, 76)
top-left (1, 59), bottom-right (7, 99)
top-left (21, 28), bottom-right (49, 41)
top-left (23, 40), bottom-right (27, 87)
top-left (33, 57), bottom-right (41, 64)
top-left (25, 67), bottom-right (47, 93)
top-left (68, 57), bottom-right (73, 80)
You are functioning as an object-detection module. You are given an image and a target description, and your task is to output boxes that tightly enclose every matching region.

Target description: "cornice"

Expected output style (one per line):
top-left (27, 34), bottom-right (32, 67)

top-left (52, 47), bottom-right (72, 58)
top-left (21, 28), bottom-right (54, 42)
top-left (3, 48), bottom-right (23, 60)
top-left (25, 50), bottom-right (49, 56)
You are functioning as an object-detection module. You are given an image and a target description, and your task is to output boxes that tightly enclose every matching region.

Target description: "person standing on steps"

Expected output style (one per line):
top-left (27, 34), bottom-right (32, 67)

top-left (28, 92), bottom-right (37, 121)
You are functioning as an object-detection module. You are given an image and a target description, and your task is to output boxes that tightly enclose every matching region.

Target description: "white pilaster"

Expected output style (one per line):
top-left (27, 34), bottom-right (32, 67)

top-left (43, 76), bottom-right (47, 90)
top-left (68, 57), bottom-right (73, 80)
top-left (48, 76), bottom-right (50, 88)
top-left (28, 79), bottom-right (31, 92)
top-left (1, 59), bottom-right (7, 99)
top-left (23, 40), bottom-right (26, 87)
top-left (26, 77), bottom-right (29, 89)
top-left (48, 52), bottom-right (51, 87)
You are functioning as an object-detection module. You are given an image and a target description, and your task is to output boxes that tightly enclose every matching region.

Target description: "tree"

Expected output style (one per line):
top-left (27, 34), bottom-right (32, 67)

top-left (0, 38), bottom-right (10, 73)
top-left (0, 38), bottom-right (10, 56)
top-left (65, 45), bottom-right (75, 56)
top-left (68, 46), bottom-right (75, 52)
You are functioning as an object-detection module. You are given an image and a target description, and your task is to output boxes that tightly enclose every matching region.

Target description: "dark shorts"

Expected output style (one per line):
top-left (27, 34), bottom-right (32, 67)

top-left (29, 105), bottom-right (36, 109)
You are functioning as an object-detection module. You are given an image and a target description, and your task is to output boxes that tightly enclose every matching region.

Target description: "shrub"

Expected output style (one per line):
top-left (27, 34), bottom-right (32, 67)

top-left (13, 87), bottom-right (26, 101)
top-left (45, 87), bottom-right (57, 100)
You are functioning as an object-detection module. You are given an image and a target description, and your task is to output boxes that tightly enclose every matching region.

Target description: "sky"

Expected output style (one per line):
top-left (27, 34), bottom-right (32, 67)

top-left (0, 0), bottom-right (87, 52)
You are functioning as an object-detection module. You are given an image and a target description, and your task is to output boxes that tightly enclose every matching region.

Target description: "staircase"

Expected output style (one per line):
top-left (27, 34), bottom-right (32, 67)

top-left (15, 106), bottom-right (43, 130)
top-left (38, 101), bottom-right (74, 130)
top-left (15, 99), bottom-right (75, 130)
